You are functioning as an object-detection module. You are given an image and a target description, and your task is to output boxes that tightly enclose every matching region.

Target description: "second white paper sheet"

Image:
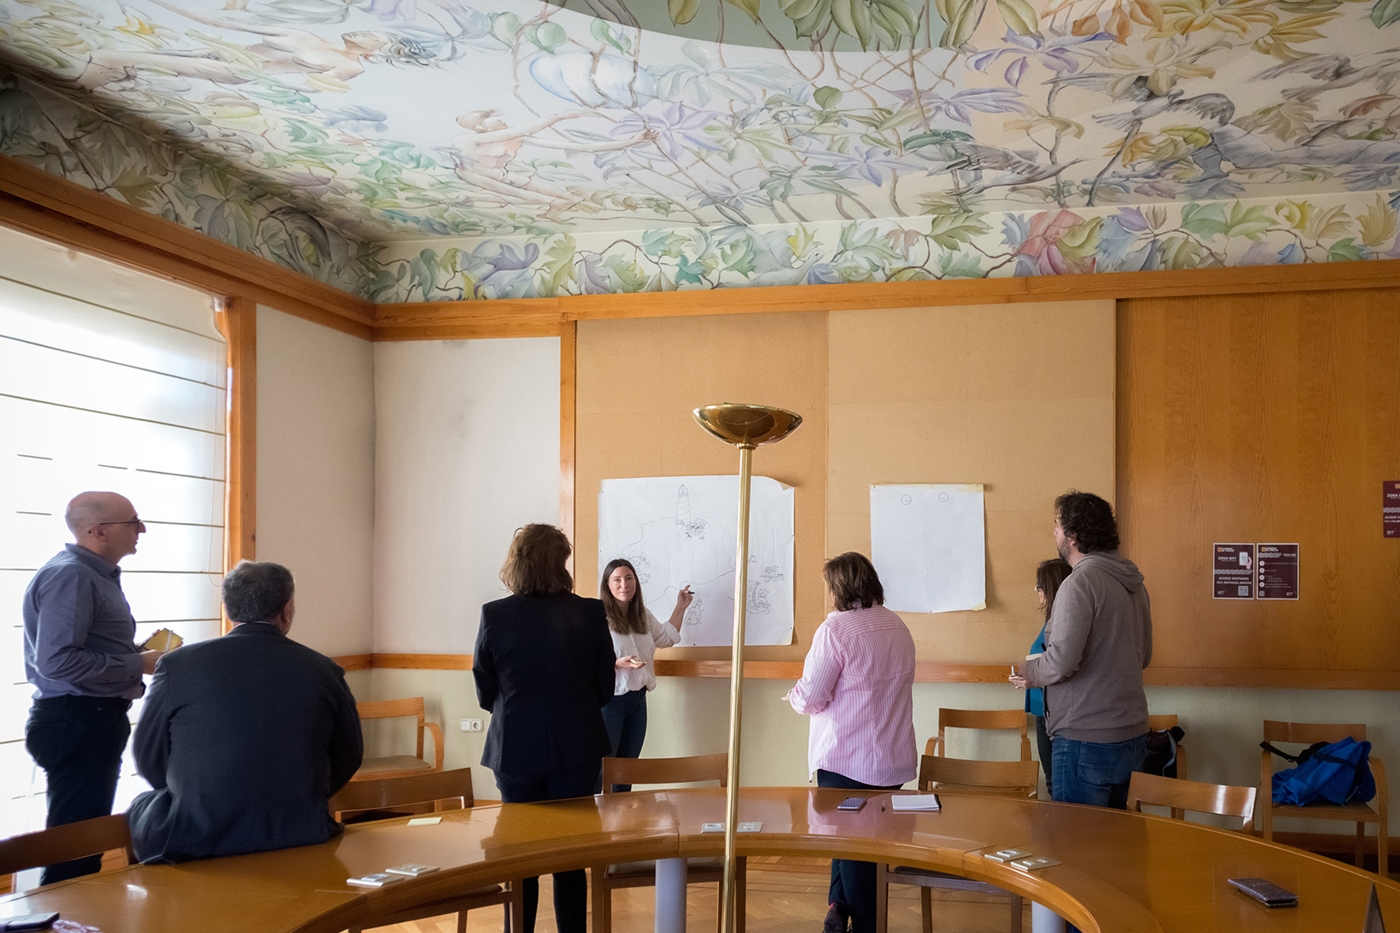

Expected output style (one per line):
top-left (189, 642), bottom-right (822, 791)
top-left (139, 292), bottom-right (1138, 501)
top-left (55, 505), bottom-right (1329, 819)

top-left (598, 475), bottom-right (794, 646)
top-left (870, 484), bottom-right (986, 613)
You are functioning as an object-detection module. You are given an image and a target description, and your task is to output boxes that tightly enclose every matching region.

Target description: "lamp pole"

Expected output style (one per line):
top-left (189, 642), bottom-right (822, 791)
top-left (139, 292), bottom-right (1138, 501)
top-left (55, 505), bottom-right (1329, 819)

top-left (691, 404), bottom-right (802, 933)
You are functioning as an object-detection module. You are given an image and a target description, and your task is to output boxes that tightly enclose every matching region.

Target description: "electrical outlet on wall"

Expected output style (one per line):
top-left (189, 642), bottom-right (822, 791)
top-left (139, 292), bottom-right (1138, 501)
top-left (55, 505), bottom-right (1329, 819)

top-left (459, 719), bottom-right (484, 733)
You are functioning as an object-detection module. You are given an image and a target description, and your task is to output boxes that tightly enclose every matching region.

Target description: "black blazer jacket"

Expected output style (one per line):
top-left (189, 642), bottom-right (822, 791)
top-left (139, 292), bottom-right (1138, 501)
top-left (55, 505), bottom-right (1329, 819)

top-left (474, 593), bottom-right (615, 775)
top-left (127, 622), bottom-right (363, 863)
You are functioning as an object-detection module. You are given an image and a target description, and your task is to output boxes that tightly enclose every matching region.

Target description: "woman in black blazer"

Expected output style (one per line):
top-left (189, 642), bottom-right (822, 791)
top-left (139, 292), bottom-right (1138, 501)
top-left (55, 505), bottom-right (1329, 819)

top-left (473, 523), bottom-right (615, 933)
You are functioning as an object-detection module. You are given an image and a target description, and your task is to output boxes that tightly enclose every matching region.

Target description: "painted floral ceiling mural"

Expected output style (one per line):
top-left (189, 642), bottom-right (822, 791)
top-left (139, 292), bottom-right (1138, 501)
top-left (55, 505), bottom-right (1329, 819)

top-left (3, 0), bottom-right (1400, 299)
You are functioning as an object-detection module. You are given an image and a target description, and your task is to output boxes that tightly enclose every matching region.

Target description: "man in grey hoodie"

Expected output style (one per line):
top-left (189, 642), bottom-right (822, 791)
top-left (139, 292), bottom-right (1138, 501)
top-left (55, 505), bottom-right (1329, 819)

top-left (1012, 491), bottom-right (1152, 809)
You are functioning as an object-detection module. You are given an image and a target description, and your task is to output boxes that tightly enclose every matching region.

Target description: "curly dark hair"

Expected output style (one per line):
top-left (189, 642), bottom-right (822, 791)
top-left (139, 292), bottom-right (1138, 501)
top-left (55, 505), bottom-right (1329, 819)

top-left (1054, 491), bottom-right (1119, 554)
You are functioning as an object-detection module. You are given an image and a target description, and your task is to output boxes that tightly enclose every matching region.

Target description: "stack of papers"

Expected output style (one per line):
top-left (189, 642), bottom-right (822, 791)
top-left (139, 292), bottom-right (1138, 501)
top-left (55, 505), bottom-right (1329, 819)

top-left (890, 794), bottom-right (941, 811)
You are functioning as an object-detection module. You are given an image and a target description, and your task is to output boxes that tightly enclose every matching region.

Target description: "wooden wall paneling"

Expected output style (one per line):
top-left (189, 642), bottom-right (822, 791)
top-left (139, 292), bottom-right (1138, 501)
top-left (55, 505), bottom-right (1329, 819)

top-left (0, 156), bottom-right (375, 338)
top-left (826, 302), bottom-right (1116, 663)
top-left (575, 312), bottom-right (829, 660)
top-left (1117, 291), bottom-right (1400, 676)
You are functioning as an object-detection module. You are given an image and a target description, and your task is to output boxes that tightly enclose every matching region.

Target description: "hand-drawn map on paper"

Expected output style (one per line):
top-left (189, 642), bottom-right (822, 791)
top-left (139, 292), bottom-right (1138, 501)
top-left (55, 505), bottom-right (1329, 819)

top-left (598, 476), bottom-right (794, 646)
top-left (871, 484), bottom-right (986, 614)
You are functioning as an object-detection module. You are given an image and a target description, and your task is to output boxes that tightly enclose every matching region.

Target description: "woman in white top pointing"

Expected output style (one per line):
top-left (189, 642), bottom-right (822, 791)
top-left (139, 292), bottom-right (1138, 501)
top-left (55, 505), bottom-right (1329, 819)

top-left (598, 558), bottom-right (693, 791)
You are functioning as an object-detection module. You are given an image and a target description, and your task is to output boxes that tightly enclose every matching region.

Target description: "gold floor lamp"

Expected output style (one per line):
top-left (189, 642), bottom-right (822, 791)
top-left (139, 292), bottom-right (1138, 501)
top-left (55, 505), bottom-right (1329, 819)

top-left (692, 403), bottom-right (802, 933)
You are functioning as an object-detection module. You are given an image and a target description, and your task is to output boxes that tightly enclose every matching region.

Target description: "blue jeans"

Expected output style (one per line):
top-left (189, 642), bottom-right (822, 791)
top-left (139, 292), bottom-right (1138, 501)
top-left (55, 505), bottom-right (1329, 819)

top-left (599, 688), bottom-right (647, 792)
top-left (1051, 733), bottom-right (1147, 810)
top-left (495, 766), bottom-right (598, 933)
top-left (816, 769), bottom-right (903, 933)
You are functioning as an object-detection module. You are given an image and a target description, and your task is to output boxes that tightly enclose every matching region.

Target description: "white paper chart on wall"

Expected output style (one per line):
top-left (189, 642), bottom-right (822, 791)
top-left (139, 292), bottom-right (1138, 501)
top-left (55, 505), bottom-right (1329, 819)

top-left (870, 484), bottom-right (986, 614)
top-left (598, 475), bottom-right (795, 646)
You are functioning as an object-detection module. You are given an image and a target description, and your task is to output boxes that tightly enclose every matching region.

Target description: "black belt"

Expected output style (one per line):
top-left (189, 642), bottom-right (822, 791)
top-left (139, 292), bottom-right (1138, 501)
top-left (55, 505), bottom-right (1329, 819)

top-left (32, 695), bottom-right (133, 711)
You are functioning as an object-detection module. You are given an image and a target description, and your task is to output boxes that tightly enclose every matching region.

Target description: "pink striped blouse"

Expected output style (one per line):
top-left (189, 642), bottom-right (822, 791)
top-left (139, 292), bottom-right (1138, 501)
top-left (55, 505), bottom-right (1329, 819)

top-left (786, 604), bottom-right (917, 787)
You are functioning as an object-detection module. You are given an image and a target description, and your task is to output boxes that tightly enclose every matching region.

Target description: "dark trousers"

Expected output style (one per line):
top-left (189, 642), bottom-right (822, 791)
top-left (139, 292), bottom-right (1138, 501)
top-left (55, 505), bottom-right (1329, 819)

top-left (599, 689), bottom-right (647, 792)
top-left (495, 766), bottom-right (598, 933)
top-left (816, 769), bottom-right (902, 933)
top-left (25, 696), bottom-right (132, 885)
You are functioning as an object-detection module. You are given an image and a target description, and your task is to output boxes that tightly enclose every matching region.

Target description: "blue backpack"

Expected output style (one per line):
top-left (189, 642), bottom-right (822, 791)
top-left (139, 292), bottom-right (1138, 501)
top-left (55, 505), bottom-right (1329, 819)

top-left (1262, 737), bottom-right (1376, 807)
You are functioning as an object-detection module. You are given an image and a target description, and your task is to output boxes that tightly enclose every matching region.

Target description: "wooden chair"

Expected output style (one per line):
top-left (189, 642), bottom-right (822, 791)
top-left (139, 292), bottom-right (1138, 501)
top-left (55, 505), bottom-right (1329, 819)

top-left (330, 766), bottom-right (475, 822)
top-left (876, 755), bottom-right (1039, 933)
top-left (1148, 713), bottom-right (1187, 780)
top-left (352, 697), bottom-right (444, 782)
top-left (329, 769), bottom-right (516, 933)
top-left (0, 814), bottom-right (134, 886)
top-left (925, 708), bottom-right (1031, 761)
top-left (592, 754), bottom-right (743, 933)
top-left (1127, 771), bottom-right (1255, 828)
top-left (1258, 721), bottom-right (1388, 872)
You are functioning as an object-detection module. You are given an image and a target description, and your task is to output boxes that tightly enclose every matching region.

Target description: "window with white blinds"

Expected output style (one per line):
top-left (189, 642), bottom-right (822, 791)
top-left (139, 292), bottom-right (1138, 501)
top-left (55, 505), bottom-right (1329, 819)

top-left (0, 224), bottom-right (226, 839)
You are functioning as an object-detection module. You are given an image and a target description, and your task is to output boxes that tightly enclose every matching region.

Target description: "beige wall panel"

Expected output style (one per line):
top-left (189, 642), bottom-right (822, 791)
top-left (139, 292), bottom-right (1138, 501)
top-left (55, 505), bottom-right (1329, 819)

top-left (577, 313), bottom-right (827, 660)
top-left (828, 302), bottom-right (1115, 664)
top-left (256, 305), bottom-right (374, 657)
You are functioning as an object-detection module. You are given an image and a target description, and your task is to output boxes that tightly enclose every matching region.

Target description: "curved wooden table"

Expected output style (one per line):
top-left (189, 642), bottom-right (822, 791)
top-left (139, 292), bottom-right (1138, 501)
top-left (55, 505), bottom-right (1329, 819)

top-left (2, 788), bottom-right (1396, 933)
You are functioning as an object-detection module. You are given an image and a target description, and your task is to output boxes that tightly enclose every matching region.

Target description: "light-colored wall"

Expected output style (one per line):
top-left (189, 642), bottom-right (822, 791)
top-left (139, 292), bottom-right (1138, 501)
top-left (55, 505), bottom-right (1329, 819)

top-left (371, 337), bottom-right (561, 655)
top-left (256, 305), bottom-right (375, 657)
top-left (367, 338), bottom-right (560, 792)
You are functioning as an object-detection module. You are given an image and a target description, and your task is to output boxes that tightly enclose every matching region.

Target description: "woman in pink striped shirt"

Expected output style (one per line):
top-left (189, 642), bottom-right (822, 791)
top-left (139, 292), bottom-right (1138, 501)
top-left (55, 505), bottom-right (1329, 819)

top-left (785, 552), bottom-right (916, 933)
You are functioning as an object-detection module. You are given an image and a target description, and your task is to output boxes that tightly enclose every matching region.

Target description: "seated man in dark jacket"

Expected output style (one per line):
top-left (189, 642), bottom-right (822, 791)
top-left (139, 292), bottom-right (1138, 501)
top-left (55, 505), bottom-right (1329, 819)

top-left (128, 560), bottom-right (363, 863)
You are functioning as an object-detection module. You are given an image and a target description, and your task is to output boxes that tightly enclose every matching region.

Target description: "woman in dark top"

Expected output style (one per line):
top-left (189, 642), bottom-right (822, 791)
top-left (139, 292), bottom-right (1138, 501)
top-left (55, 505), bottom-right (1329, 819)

top-left (1025, 557), bottom-right (1072, 797)
top-left (473, 524), bottom-right (615, 933)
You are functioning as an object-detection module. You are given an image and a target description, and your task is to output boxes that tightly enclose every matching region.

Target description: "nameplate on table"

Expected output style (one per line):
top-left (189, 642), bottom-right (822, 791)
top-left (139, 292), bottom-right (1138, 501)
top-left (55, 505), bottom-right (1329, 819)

top-left (407, 816), bottom-right (442, 826)
top-left (700, 822), bottom-right (763, 832)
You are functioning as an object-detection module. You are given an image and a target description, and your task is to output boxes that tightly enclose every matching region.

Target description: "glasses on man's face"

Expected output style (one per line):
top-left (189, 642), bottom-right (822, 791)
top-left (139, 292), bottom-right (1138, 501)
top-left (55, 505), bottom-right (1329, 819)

top-left (97, 518), bottom-right (145, 528)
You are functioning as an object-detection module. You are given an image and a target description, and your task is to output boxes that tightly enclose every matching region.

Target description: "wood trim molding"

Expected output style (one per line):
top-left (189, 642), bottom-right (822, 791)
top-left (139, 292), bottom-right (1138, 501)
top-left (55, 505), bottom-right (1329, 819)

top-left (0, 155), bottom-right (374, 339)
top-left (328, 654), bottom-right (1398, 689)
top-left (216, 297), bottom-right (257, 572)
top-left (13, 145), bottom-right (1400, 346)
top-left (372, 258), bottom-right (1400, 339)
top-left (1143, 668), bottom-right (1400, 691)
top-left (560, 322), bottom-right (576, 544)
top-left (374, 298), bottom-right (566, 341)
top-left (335, 654), bottom-right (374, 672)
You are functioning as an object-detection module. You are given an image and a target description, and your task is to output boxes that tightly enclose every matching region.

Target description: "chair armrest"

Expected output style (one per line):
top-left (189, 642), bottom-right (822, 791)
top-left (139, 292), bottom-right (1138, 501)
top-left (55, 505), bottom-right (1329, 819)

top-left (1372, 754), bottom-right (1387, 819)
top-left (925, 737), bottom-right (941, 757)
top-left (427, 721), bottom-right (445, 772)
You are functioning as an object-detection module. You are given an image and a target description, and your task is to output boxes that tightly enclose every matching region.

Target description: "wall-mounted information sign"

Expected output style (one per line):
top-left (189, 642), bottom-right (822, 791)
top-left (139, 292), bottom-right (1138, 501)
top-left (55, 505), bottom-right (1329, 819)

top-left (1212, 543), bottom-right (1255, 599)
top-left (1386, 481), bottom-right (1400, 538)
top-left (1257, 544), bottom-right (1299, 600)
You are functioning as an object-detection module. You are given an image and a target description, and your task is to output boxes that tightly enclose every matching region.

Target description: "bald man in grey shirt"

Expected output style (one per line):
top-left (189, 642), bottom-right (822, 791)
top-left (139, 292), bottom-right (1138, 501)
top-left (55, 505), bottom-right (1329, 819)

top-left (23, 492), bottom-right (162, 884)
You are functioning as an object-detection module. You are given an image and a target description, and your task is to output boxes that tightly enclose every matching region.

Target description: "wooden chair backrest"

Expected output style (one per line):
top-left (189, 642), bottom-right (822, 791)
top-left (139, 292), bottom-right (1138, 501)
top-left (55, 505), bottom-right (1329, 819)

top-left (1147, 714), bottom-right (1179, 731)
top-left (926, 708), bottom-right (1031, 761)
top-left (357, 698), bottom-right (428, 760)
top-left (917, 755), bottom-right (1039, 798)
top-left (1127, 772), bottom-right (1256, 828)
top-left (602, 754), bottom-right (728, 792)
top-left (0, 814), bottom-right (133, 876)
top-left (1263, 720), bottom-right (1367, 746)
top-left (330, 767), bottom-right (474, 815)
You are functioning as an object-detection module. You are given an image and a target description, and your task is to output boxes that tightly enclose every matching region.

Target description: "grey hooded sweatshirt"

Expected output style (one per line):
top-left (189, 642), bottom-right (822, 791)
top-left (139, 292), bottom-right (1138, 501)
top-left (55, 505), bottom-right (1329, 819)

top-left (1022, 550), bottom-right (1152, 744)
